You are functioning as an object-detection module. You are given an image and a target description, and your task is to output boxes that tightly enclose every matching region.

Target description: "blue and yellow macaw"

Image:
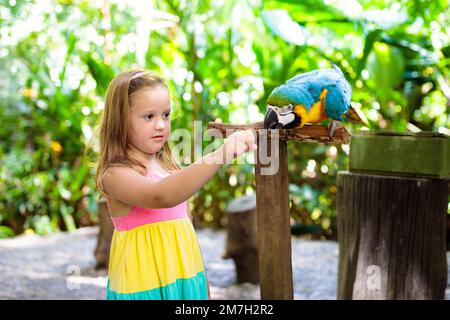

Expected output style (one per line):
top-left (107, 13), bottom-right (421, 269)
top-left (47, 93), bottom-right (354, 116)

top-left (263, 63), bottom-right (366, 138)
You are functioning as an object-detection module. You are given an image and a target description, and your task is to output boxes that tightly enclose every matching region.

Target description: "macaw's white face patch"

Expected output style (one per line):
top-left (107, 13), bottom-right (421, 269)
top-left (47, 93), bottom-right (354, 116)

top-left (278, 112), bottom-right (295, 126)
top-left (267, 105), bottom-right (295, 127)
top-left (265, 104), bottom-right (297, 129)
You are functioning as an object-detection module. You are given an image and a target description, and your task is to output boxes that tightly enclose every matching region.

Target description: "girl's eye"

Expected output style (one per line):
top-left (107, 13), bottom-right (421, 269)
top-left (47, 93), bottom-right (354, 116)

top-left (145, 114), bottom-right (153, 120)
top-left (164, 112), bottom-right (171, 119)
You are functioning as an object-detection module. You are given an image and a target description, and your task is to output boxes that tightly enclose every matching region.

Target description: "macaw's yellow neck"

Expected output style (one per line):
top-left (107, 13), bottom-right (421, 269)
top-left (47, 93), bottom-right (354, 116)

top-left (293, 89), bottom-right (329, 127)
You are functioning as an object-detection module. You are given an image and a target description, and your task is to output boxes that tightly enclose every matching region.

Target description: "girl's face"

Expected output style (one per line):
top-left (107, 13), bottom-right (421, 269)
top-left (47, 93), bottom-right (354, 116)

top-left (128, 85), bottom-right (171, 156)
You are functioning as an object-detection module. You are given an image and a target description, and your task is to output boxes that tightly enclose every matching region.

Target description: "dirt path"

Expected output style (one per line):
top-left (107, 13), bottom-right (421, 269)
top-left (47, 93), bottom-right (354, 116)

top-left (0, 226), bottom-right (448, 300)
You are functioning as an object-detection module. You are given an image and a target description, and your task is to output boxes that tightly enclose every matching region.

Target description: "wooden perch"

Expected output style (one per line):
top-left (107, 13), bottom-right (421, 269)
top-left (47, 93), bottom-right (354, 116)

top-left (207, 121), bottom-right (351, 144)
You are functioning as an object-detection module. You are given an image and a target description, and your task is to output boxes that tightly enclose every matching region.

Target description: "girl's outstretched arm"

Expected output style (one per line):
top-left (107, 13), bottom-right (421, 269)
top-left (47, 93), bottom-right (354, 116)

top-left (102, 130), bottom-right (256, 209)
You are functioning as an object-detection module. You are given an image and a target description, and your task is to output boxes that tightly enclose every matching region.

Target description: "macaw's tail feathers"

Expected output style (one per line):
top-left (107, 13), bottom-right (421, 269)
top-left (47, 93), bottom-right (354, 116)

top-left (329, 61), bottom-right (344, 76)
top-left (345, 103), bottom-right (370, 127)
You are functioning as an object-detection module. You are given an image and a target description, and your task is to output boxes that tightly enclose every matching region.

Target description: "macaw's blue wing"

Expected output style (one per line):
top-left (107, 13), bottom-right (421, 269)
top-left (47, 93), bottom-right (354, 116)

top-left (297, 64), bottom-right (352, 121)
top-left (267, 84), bottom-right (316, 110)
top-left (324, 83), bottom-right (351, 121)
top-left (286, 69), bottom-right (322, 84)
top-left (287, 68), bottom-right (342, 87)
top-left (287, 66), bottom-right (352, 120)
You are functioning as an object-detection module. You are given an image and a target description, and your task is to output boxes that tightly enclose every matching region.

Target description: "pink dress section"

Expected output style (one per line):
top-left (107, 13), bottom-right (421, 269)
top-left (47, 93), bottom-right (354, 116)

top-left (110, 170), bottom-right (188, 231)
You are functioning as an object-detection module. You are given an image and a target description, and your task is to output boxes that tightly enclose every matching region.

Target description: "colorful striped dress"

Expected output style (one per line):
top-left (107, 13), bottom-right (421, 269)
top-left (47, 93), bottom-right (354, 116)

top-left (106, 170), bottom-right (208, 300)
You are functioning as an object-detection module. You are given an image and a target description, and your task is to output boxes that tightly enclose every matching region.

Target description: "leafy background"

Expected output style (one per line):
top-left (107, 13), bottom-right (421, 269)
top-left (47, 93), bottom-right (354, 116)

top-left (0, 0), bottom-right (449, 239)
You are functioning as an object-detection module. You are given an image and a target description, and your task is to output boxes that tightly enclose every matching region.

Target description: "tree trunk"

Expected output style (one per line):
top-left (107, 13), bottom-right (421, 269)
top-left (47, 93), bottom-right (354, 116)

top-left (223, 194), bottom-right (259, 284)
top-left (94, 198), bottom-right (114, 269)
top-left (337, 171), bottom-right (448, 299)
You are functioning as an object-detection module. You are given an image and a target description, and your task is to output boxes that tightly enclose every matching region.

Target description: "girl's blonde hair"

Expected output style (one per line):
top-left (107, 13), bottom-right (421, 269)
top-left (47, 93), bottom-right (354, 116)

top-left (92, 70), bottom-right (181, 198)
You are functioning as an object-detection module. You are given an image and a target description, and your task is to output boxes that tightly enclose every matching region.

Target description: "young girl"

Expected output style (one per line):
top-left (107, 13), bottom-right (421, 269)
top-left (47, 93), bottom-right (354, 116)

top-left (96, 70), bottom-right (257, 300)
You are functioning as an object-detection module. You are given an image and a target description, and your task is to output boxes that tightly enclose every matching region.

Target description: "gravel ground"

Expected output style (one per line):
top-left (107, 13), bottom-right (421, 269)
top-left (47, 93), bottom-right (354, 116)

top-left (0, 226), bottom-right (448, 300)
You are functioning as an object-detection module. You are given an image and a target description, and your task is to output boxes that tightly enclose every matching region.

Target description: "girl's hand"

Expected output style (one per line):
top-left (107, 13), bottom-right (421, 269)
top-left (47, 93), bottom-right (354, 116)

top-left (219, 130), bottom-right (257, 163)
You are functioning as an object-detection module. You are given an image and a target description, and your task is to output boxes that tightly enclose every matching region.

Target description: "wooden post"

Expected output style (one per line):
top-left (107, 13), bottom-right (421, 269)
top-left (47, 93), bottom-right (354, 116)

top-left (207, 121), bottom-right (350, 300)
top-left (255, 135), bottom-right (293, 299)
top-left (337, 131), bottom-right (449, 299)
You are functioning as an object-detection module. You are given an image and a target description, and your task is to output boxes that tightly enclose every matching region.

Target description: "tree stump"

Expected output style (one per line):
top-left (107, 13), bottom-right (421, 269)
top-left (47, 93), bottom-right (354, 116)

top-left (337, 131), bottom-right (449, 300)
top-left (337, 172), bottom-right (447, 299)
top-left (223, 194), bottom-right (259, 284)
top-left (94, 198), bottom-right (114, 269)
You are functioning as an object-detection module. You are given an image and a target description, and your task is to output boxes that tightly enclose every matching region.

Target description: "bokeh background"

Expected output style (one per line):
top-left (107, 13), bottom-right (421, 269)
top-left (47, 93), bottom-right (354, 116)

top-left (1, 0), bottom-right (449, 240)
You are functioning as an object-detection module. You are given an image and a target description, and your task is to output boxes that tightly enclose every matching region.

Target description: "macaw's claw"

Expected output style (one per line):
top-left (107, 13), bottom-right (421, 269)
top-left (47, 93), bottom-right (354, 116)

top-left (326, 120), bottom-right (340, 141)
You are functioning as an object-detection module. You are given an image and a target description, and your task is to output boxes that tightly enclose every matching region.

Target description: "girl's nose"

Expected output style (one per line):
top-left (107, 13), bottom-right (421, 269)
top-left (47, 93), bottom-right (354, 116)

top-left (155, 118), bottom-right (165, 130)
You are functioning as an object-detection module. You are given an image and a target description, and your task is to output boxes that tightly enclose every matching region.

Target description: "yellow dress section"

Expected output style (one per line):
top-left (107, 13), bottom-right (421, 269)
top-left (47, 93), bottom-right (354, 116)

top-left (108, 218), bottom-right (205, 295)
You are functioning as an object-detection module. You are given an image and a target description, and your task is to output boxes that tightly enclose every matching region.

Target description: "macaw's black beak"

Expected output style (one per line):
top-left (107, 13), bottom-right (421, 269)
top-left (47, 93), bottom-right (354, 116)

top-left (264, 106), bottom-right (283, 129)
top-left (264, 105), bottom-right (300, 130)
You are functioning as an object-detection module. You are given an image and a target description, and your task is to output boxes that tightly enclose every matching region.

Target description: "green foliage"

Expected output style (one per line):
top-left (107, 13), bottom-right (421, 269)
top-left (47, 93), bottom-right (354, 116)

top-left (1, 0), bottom-right (448, 238)
top-left (0, 226), bottom-right (15, 239)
